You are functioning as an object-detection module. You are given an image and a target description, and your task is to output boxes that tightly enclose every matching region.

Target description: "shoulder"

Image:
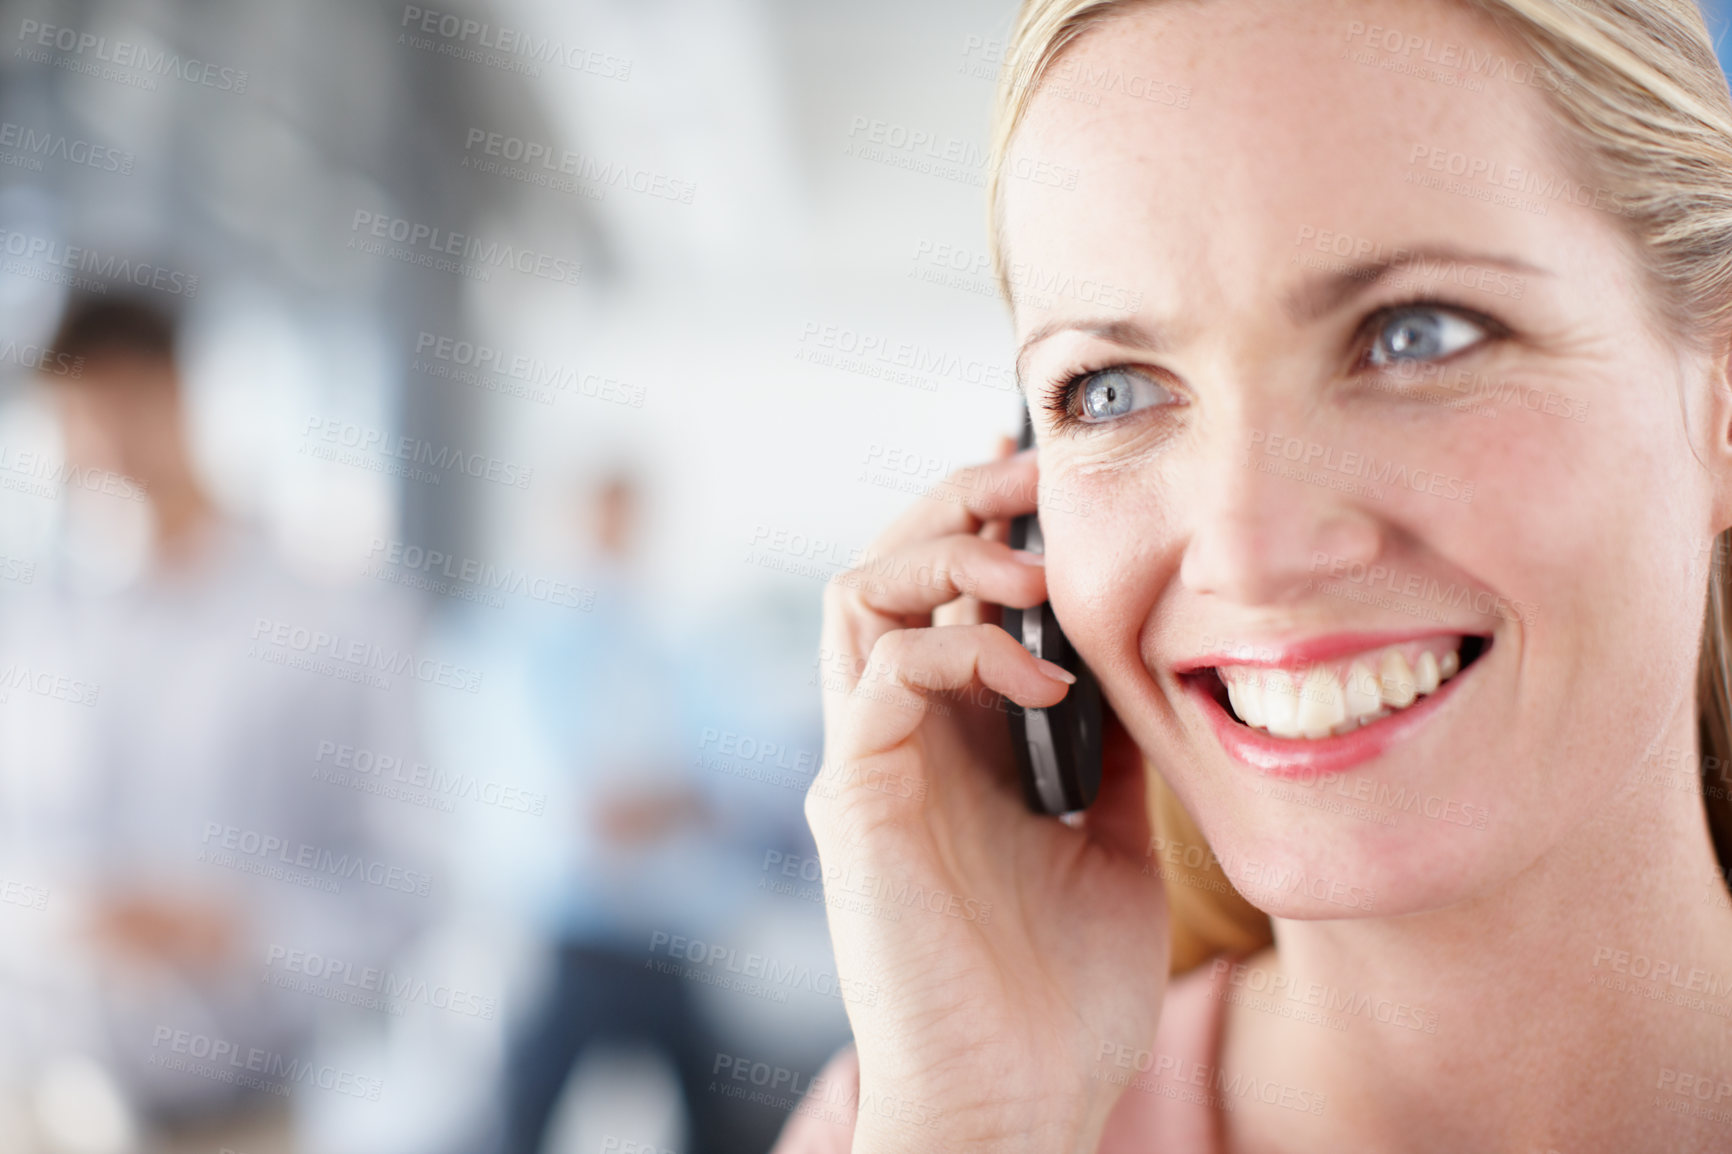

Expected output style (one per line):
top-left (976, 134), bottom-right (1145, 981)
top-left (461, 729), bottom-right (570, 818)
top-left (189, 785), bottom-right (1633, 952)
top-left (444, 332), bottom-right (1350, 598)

top-left (1096, 955), bottom-right (1236, 1154)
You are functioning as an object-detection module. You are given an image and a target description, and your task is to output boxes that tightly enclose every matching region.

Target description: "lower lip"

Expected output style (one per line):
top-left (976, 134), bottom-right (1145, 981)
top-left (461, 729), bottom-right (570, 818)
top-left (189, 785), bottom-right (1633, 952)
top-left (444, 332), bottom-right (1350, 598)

top-left (1186, 659), bottom-right (1474, 778)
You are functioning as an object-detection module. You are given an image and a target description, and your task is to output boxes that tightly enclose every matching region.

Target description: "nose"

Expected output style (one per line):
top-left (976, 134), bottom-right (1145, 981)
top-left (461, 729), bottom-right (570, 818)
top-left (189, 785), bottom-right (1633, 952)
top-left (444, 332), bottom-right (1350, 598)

top-left (1178, 424), bottom-right (1384, 606)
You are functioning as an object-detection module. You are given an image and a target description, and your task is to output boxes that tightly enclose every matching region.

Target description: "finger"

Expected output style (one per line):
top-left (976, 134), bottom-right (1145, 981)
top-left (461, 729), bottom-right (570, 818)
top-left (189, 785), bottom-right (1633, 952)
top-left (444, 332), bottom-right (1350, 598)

top-left (843, 534), bottom-right (1048, 620)
top-left (930, 594), bottom-right (978, 628)
top-left (936, 435), bottom-right (1022, 627)
top-left (820, 536), bottom-right (1046, 702)
top-left (834, 623), bottom-right (1073, 759)
top-left (953, 488), bottom-right (1022, 624)
top-left (827, 445), bottom-right (1040, 694)
top-left (872, 449), bottom-right (1039, 554)
top-left (767, 1045), bottom-right (858, 1154)
top-left (1077, 697), bottom-right (1153, 862)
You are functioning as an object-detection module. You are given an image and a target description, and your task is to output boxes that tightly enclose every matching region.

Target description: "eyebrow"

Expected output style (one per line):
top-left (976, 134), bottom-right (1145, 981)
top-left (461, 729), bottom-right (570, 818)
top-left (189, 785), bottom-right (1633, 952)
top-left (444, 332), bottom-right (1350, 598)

top-left (1283, 245), bottom-right (1549, 325)
top-left (1016, 317), bottom-right (1170, 381)
top-left (1014, 246), bottom-right (1550, 377)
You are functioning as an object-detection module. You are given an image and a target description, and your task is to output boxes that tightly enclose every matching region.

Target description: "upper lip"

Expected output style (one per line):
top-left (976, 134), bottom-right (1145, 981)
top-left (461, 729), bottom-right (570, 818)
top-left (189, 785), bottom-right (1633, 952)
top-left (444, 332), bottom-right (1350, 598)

top-left (1171, 628), bottom-right (1490, 676)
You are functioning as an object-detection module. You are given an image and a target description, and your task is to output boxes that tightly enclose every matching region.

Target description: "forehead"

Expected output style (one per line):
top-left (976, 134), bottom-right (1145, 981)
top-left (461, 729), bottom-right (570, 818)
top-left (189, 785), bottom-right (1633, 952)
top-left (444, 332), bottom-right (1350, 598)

top-left (999, 0), bottom-right (1583, 327)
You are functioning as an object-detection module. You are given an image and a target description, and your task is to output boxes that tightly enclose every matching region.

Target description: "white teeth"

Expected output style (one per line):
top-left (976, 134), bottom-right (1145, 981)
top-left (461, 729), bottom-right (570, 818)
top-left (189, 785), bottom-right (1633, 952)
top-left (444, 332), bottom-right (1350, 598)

top-left (1344, 661), bottom-right (1381, 717)
top-left (1379, 650), bottom-right (1417, 709)
top-left (1261, 670), bottom-right (1299, 737)
top-left (1216, 639), bottom-right (1471, 740)
top-left (1295, 665), bottom-right (1345, 739)
top-left (1226, 679), bottom-right (1252, 727)
top-left (1415, 651), bottom-right (1440, 695)
top-left (1238, 678), bottom-right (1266, 728)
top-left (1329, 706), bottom-right (1390, 736)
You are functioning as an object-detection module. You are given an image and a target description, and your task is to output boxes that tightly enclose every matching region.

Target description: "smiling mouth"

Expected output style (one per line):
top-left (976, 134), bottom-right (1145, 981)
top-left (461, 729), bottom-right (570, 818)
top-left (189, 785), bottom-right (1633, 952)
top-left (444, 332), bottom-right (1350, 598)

top-left (1190, 634), bottom-right (1491, 741)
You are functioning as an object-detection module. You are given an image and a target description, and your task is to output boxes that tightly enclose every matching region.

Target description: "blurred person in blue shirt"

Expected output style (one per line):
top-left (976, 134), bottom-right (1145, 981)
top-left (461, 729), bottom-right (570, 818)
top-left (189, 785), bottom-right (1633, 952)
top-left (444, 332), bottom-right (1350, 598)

top-left (410, 461), bottom-right (826, 1154)
top-left (493, 469), bottom-right (749, 1154)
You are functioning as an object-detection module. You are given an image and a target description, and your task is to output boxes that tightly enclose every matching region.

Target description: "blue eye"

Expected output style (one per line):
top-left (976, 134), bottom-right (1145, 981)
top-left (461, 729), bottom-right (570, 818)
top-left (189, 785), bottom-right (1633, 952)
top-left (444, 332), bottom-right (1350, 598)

top-left (1071, 367), bottom-right (1178, 424)
top-left (1367, 307), bottom-right (1486, 367)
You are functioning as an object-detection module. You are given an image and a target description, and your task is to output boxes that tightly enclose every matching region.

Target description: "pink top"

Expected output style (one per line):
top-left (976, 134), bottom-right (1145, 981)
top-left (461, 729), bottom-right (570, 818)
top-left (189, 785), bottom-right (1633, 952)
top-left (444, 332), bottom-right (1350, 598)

top-left (769, 957), bottom-right (1233, 1154)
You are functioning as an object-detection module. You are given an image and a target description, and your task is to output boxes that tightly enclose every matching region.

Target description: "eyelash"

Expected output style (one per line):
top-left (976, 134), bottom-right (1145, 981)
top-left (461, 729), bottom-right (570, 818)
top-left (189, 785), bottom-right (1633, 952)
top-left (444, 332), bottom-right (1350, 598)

top-left (1348, 296), bottom-right (1508, 372)
top-left (1040, 365), bottom-right (1165, 433)
top-left (1038, 296), bottom-right (1507, 433)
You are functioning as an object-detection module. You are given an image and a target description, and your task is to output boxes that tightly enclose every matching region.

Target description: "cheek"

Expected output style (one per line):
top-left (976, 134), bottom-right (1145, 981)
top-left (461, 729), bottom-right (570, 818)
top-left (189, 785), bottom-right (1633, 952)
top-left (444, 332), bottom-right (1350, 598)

top-left (1038, 466), bottom-right (1180, 681)
top-left (1489, 397), bottom-right (1710, 794)
top-left (1432, 363), bottom-right (1703, 655)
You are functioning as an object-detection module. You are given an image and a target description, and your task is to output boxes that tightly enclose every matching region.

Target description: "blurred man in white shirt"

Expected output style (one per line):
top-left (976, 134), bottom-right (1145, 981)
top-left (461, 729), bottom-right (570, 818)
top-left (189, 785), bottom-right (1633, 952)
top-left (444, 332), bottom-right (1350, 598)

top-left (0, 296), bottom-right (432, 1150)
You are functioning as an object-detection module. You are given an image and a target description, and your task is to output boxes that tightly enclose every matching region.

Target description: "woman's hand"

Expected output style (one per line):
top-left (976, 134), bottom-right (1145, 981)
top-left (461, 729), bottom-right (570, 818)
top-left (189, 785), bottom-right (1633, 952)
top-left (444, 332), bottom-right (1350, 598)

top-left (796, 446), bottom-right (1169, 1154)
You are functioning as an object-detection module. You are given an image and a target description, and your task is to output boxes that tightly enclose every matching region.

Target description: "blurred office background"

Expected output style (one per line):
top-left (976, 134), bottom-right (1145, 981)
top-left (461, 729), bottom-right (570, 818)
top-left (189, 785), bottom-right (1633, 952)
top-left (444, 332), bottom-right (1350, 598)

top-left (0, 0), bottom-right (1024, 1152)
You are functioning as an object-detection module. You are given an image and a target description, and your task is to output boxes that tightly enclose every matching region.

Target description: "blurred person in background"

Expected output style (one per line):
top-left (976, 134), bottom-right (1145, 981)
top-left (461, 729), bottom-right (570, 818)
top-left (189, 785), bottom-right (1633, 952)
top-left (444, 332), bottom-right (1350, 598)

top-left (493, 469), bottom-right (743, 1154)
top-left (0, 295), bottom-right (431, 1153)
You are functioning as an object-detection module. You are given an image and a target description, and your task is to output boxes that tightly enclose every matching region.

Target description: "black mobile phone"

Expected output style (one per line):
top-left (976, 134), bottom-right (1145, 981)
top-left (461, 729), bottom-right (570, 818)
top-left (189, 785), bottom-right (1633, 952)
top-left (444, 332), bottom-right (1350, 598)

top-left (1001, 406), bottom-right (1103, 815)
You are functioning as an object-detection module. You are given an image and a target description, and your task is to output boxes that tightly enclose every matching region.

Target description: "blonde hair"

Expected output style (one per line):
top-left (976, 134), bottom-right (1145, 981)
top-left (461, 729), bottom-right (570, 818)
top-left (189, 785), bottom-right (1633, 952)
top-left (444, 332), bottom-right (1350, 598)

top-left (987, 0), bottom-right (1732, 973)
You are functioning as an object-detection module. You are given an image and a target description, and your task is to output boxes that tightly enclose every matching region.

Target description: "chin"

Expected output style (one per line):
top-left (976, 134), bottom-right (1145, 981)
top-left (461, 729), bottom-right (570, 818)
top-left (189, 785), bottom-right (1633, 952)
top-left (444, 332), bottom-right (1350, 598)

top-left (1200, 821), bottom-right (1502, 921)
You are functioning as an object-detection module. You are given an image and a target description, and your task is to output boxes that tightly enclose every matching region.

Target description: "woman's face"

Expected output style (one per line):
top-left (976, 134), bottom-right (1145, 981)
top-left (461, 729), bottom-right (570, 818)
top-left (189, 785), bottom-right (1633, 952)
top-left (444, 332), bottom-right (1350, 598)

top-left (1003, 0), bottom-right (1728, 918)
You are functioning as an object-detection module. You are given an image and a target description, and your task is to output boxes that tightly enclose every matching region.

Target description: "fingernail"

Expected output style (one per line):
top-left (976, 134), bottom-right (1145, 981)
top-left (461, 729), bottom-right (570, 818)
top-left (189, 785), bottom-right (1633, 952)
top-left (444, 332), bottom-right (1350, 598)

top-left (1012, 549), bottom-right (1045, 566)
top-left (1036, 658), bottom-right (1076, 685)
top-left (1014, 445), bottom-right (1038, 460)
